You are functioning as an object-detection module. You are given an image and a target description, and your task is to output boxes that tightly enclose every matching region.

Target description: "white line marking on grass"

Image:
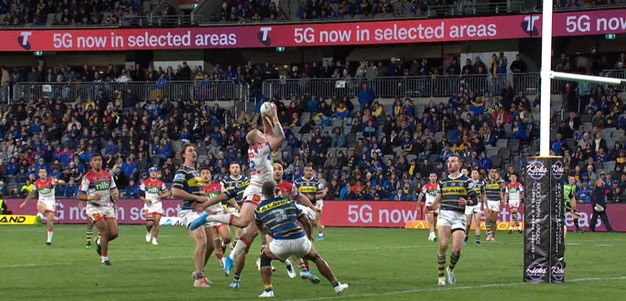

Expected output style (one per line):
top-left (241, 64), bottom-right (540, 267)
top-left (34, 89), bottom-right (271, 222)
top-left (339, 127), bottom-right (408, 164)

top-left (284, 276), bottom-right (626, 301)
top-left (337, 245), bottom-right (431, 251)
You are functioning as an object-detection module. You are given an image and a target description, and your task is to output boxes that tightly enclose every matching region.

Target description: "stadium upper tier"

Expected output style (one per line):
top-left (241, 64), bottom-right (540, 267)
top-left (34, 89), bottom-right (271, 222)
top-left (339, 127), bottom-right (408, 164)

top-left (1, 0), bottom-right (624, 28)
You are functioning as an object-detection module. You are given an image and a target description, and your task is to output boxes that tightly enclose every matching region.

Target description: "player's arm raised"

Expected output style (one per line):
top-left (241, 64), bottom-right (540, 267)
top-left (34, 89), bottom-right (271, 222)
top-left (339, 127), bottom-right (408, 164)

top-left (264, 103), bottom-right (285, 150)
top-left (190, 188), bottom-right (237, 212)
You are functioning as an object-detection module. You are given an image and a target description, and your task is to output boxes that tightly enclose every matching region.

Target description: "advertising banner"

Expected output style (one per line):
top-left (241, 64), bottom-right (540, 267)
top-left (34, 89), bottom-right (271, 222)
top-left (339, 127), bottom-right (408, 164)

top-left (2, 198), bottom-right (623, 230)
top-left (1, 9), bottom-right (625, 52)
top-left (523, 157), bottom-right (565, 283)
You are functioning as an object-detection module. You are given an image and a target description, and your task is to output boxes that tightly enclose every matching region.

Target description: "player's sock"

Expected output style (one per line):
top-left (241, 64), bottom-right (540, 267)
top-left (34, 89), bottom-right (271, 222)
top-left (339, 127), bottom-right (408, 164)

top-left (206, 214), bottom-right (234, 225)
top-left (36, 212), bottom-right (43, 219)
top-left (486, 221), bottom-right (492, 233)
top-left (229, 238), bottom-right (250, 260)
top-left (101, 254), bottom-right (109, 263)
top-left (437, 255), bottom-right (446, 278)
top-left (475, 234), bottom-right (480, 243)
top-left (297, 259), bottom-right (308, 272)
top-left (86, 229), bottom-right (93, 244)
top-left (331, 280), bottom-right (340, 287)
top-left (574, 218), bottom-right (580, 231)
top-left (47, 229), bottom-right (54, 243)
top-left (464, 235), bottom-right (469, 242)
top-left (233, 272), bottom-right (241, 282)
top-left (449, 252), bottom-right (461, 271)
top-left (264, 284), bottom-right (273, 292)
top-left (146, 223), bottom-right (153, 233)
top-left (195, 272), bottom-right (205, 280)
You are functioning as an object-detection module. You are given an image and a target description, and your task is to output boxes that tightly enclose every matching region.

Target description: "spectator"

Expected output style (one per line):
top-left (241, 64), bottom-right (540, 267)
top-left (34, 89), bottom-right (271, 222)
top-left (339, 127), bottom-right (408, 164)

top-left (357, 83), bottom-right (374, 111)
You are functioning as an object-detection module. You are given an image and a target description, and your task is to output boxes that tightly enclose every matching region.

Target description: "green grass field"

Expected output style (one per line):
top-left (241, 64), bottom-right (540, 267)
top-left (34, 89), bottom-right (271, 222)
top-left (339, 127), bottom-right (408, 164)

top-left (0, 225), bottom-right (624, 301)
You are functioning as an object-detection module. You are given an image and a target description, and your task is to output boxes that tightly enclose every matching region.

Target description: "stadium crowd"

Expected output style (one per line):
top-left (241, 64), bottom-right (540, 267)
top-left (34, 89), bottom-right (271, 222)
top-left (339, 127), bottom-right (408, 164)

top-left (1, 53), bottom-right (625, 204)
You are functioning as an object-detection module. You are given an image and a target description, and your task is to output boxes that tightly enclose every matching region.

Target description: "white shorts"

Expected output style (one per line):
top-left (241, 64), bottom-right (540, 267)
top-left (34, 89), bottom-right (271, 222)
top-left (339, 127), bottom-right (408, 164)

top-left (487, 200), bottom-right (501, 212)
top-left (205, 204), bottom-right (225, 227)
top-left (464, 204), bottom-right (482, 215)
top-left (143, 202), bottom-right (164, 215)
top-left (86, 206), bottom-right (116, 222)
top-left (179, 210), bottom-right (207, 229)
top-left (436, 210), bottom-right (466, 231)
top-left (296, 204), bottom-right (318, 220)
top-left (269, 236), bottom-right (312, 261)
top-left (314, 200), bottom-right (323, 211)
top-left (242, 185), bottom-right (264, 207)
top-left (508, 200), bottom-right (521, 209)
top-left (38, 200), bottom-right (56, 213)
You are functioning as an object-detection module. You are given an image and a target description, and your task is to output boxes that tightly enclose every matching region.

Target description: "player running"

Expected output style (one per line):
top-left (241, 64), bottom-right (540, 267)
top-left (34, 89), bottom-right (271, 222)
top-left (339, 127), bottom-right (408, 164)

top-left (504, 174), bottom-right (524, 234)
top-left (255, 180), bottom-right (349, 298)
top-left (464, 170), bottom-right (485, 246)
top-left (20, 168), bottom-right (65, 246)
top-left (77, 153), bottom-right (120, 266)
top-left (483, 169), bottom-right (505, 241)
top-left (139, 167), bottom-right (169, 246)
top-left (294, 165), bottom-right (328, 240)
top-left (189, 102), bottom-right (288, 277)
top-left (433, 154), bottom-right (479, 286)
top-left (417, 172), bottom-right (440, 242)
top-left (200, 166), bottom-right (235, 269)
top-left (170, 143), bottom-right (213, 288)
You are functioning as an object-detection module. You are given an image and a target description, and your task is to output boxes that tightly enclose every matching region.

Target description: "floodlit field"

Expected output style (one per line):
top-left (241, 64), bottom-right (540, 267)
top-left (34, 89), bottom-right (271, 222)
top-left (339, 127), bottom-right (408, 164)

top-left (1, 225), bottom-right (624, 301)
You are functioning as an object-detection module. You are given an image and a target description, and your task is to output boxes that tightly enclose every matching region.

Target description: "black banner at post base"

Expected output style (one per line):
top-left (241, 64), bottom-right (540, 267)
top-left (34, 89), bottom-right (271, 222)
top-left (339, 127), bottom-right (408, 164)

top-left (523, 157), bottom-right (565, 283)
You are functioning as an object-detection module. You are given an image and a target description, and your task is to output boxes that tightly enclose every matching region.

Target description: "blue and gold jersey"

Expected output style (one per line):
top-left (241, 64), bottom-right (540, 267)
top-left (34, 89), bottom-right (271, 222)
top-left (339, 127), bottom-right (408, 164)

top-left (255, 196), bottom-right (305, 240)
top-left (173, 165), bottom-right (204, 210)
top-left (294, 177), bottom-right (319, 196)
top-left (438, 174), bottom-right (478, 213)
top-left (471, 180), bottom-right (485, 198)
top-left (221, 175), bottom-right (250, 206)
top-left (484, 178), bottom-right (504, 202)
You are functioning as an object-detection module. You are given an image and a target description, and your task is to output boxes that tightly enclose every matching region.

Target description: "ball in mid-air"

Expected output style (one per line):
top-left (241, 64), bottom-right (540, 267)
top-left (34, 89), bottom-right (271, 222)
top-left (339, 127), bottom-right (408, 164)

top-left (260, 102), bottom-right (272, 116)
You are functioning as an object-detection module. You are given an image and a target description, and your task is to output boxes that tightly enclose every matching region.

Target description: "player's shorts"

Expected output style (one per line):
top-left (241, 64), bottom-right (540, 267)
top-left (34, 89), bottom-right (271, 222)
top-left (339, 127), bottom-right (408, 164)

top-left (508, 200), bottom-right (521, 209)
top-left (269, 236), bottom-right (312, 261)
top-left (143, 202), bottom-right (164, 218)
top-left (179, 210), bottom-right (207, 229)
top-left (314, 200), bottom-right (323, 211)
top-left (243, 184), bottom-right (264, 207)
top-left (86, 206), bottom-right (116, 222)
top-left (37, 200), bottom-right (56, 213)
top-left (487, 200), bottom-right (501, 212)
top-left (425, 199), bottom-right (435, 208)
top-left (464, 204), bottom-right (482, 215)
top-left (296, 204), bottom-right (318, 220)
top-left (436, 210), bottom-right (466, 231)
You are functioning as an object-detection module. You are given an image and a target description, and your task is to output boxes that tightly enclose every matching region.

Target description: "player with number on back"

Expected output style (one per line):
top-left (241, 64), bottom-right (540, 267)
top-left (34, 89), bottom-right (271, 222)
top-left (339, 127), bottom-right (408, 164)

top-left (188, 102), bottom-right (290, 278)
top-left (20, 168), bottom-right (65, 246)
top-left (417, 172), bottom-right (440, 242)
top-left (254, 180), bottom-right (348, 298)
top-left (433, 154), bottom-right (479, 286)
top-left (139, 167), bottom-right (169, 246)
top-left (504, 174), bottom-right (524, 234)
top-left (77, 153), bottom-right (120, 266)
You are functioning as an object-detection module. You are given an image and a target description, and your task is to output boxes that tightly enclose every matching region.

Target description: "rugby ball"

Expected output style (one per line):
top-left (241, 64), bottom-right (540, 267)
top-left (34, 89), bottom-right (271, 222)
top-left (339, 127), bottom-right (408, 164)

top-left (594, 204), bottom-right (605, 212)
top-left (260, 102), bottom-right (272, 115)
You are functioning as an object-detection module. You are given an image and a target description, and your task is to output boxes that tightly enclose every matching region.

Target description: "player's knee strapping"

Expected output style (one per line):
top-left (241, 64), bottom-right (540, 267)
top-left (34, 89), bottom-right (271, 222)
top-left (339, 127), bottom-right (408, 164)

top-left (259, 253), bottom-right (272, 268)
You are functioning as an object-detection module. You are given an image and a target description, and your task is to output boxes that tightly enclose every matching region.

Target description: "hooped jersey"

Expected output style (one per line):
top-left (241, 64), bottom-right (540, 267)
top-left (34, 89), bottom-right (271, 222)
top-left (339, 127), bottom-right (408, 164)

top-left (484, 178), bottom-right (504, 202)
top-left (254, 196), bottom-right (305, 240)
top-left (140, 179), bottom-right (167, 204)
top-left (294, 177), bottom-right (321, 197)
top-left (506, 182), bottom-right (524, 202)
top-left (438, 174), bottom-right (478, 213)
top-left (34, 178), bottom-right (57, 203)
top-left (172, 165), bottom-right (204, 210)
top-left (248, 143), bottom-right (274, 186)
top-left (420, 182), bottom-right (440, 204)
top-left (470, 180), bottom-right (485, 200)
top-left (79, 170), bottom-right (117, 208)
top-left (221, 175), bottom-right (250, 205)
